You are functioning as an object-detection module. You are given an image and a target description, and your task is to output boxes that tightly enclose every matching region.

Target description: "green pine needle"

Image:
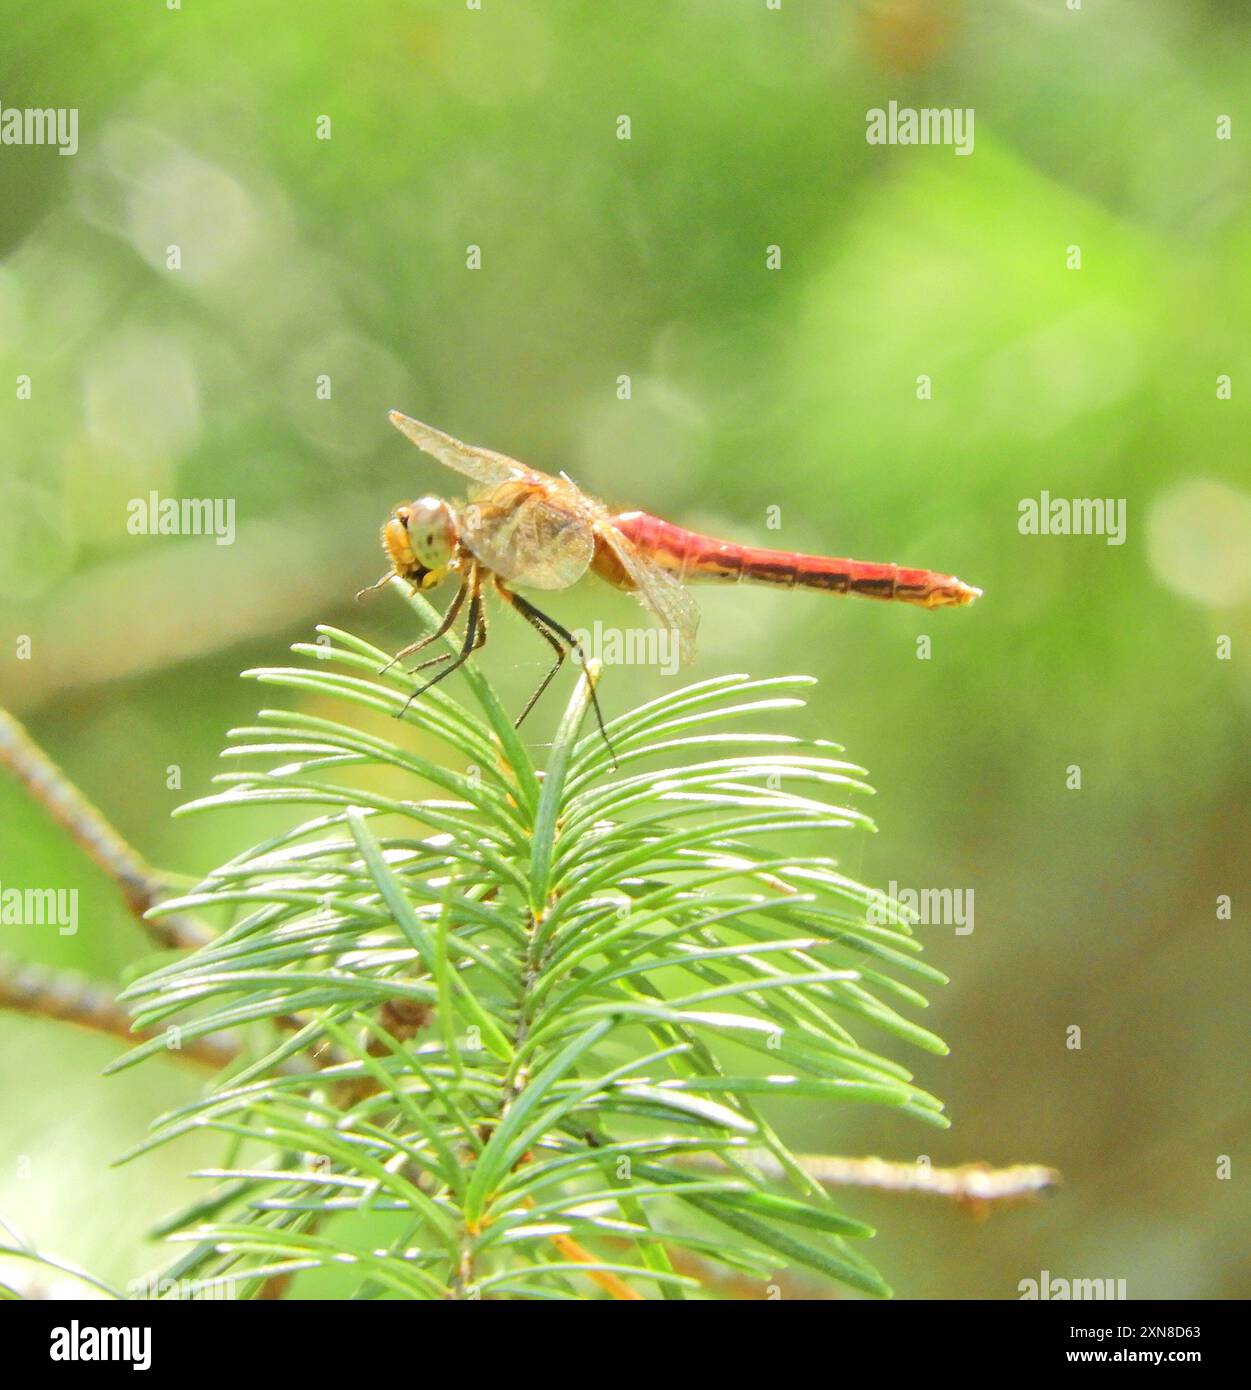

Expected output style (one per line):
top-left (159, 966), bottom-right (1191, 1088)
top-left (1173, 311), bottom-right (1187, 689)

top-left (123, 592), bottom-right (947, 1300)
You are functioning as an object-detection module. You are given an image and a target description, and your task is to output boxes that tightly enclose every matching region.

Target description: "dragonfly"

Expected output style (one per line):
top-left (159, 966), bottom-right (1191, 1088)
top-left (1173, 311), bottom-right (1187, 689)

top-left (366, 410), bottom-right (981, 747)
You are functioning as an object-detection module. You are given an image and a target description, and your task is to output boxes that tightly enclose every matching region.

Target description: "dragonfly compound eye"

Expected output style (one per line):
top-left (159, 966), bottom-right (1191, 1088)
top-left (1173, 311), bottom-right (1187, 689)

top-left (405, 497), bottom-right (456, 571)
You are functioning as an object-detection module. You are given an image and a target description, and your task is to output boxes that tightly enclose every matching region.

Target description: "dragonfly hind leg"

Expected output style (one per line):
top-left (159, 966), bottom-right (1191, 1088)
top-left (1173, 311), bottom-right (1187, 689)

top-left (495, 580), bottom-right (617, 766)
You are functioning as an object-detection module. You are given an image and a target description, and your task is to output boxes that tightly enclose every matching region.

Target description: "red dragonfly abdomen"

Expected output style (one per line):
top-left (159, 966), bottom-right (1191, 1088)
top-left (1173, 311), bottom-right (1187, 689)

top-left (609, 511), bottom-right (981, 609)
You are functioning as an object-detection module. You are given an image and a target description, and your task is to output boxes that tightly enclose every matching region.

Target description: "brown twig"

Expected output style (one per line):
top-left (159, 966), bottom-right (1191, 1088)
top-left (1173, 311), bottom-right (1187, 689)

top-left (680, 1150), bottom-right (1059, 1214)
top-left (0, 952), bottom-right (238, 1070)
top-left (0, 705), bottom-right (208, 952)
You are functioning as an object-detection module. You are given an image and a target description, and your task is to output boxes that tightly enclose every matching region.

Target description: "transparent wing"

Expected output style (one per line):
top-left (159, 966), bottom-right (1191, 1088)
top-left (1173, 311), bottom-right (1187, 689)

top-left (462, 483), bottom-right (595, 591)
top-left (388, 411), bottom-right (535, 489)
top-left (597, 522), bottom-right (700, 663)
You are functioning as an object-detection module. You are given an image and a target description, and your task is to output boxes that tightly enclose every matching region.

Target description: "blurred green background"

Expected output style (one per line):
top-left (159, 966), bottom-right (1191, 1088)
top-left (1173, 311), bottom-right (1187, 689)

top-left (2, 0), bottom-right (1248, 1298)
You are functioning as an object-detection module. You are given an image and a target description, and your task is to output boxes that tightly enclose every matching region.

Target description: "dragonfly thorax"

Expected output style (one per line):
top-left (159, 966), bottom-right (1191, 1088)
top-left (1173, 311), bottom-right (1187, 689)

top-left (383, 496), bottom-right (458, 588)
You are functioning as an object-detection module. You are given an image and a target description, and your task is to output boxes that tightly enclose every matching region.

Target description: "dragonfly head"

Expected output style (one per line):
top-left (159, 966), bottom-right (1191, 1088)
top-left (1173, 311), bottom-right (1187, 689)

top-left (383, 497), bottom-right (458, 589)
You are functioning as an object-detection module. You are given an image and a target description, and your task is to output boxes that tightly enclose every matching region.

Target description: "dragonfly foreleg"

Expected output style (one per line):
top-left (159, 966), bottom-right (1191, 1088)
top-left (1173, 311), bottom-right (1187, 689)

top-left (380, 573), bottom-right (470, 675)
top-left (407, 650), bottom-right (452, 675)
top-left (355, 571), bottom-right (393, 601)
top-left (397, 569), bottom-right (485, 715)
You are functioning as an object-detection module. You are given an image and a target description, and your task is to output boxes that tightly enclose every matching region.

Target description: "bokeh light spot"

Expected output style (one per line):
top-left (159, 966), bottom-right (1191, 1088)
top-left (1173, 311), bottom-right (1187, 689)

top-left (1147, 478), bottom-right (1251, 606)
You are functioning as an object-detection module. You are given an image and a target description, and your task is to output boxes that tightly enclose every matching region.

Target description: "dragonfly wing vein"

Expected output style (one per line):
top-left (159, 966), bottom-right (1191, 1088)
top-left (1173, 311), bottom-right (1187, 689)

top-left (463, 491), bottom-right (595, 590)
